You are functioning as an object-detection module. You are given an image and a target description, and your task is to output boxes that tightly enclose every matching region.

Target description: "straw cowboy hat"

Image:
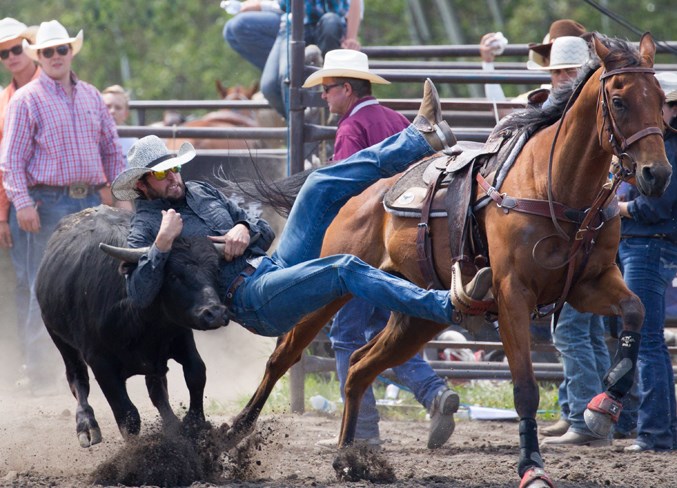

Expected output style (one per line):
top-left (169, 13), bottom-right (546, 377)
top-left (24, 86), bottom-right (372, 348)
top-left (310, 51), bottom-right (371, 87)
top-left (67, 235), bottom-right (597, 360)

top-left (527, 36), bottom-right (589, 71)
top-left (23, 20), bottom-right (83, 61)
top-left (528, 19), bottom-right (587, 68)
top-left (111, 135), bottom-right (197, 201)
top-left (0, 17), bottom-right (38, 45)
top-left (303, 49), bottom-right (389, 88)
top-left (656, 72), bottom-right (677, 103)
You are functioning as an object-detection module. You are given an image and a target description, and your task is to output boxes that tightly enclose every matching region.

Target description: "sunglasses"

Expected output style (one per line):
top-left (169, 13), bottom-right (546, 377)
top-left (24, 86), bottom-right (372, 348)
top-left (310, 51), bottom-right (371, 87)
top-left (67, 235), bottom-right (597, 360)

top-left (0, 45), bottom-right (23, 60)
top-left (150, 166), bottom-right (181, 181)
top-left (40, 44), bottom-right (71, 59)
top-left (322, 83), bottom-right (343, 94)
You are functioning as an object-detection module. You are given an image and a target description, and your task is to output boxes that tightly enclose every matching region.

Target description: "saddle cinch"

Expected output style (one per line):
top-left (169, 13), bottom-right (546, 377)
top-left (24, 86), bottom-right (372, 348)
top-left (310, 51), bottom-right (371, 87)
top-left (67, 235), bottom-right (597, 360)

top-left (383, 124), bottom-right (530, 313)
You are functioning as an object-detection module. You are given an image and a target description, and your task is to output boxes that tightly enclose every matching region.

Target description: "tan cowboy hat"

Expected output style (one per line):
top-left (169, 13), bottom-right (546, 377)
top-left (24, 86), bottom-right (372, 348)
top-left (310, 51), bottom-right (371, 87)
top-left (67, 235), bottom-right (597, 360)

top-left (0, 17), bottom-right (38, 45)
top-left (656, 72), bottom-right (677, 103)
top-left (111, 135), bottom-right (197, 201)
top-left (529, 19), bottom-right (587, 59)
top-left (23, 20), bottom-right (83, 61)
top-left (527, 36), bottom-right (589, 71)
top-left (303, 49), bottom-right (389, 88)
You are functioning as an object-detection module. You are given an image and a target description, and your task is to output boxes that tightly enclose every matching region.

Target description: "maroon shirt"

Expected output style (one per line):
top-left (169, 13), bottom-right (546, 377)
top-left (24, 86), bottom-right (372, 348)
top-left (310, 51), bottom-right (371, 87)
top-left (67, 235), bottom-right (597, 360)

top-left (333, 96), bottom-right (410, 160)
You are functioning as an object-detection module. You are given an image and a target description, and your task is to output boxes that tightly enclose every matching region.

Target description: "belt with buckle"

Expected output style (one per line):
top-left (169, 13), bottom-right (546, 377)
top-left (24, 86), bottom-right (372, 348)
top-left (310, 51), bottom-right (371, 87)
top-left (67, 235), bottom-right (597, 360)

top-left (225, 264), bottom-right (257, 307)
top-left (31, 183), bottom-right (105, 199)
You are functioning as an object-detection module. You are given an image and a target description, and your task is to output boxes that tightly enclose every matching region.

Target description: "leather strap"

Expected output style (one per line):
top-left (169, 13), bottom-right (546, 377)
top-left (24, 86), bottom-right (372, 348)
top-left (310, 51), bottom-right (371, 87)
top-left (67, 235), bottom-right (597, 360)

top-left (416, 170), bottom-right (445, 289)
top-left (224, 264), bottom-right (256, 307)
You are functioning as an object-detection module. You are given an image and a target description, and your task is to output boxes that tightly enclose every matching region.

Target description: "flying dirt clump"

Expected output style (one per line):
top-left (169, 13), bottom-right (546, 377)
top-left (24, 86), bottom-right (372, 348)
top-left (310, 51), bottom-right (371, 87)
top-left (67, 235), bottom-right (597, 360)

top-left (332, 444), bottom-right (396, 483)
top-left (89, 420), bottom-right (270, 486)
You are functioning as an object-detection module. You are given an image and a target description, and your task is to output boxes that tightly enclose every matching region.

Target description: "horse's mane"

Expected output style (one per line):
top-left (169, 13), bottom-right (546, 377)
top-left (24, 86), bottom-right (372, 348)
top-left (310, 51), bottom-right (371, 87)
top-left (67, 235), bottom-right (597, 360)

top-left (499, 35), bottom-right (642, 135)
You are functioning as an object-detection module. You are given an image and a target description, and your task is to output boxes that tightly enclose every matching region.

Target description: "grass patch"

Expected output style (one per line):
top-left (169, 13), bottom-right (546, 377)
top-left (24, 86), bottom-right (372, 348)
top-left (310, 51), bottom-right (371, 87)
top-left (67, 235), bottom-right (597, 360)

top-left (206, 372), bottom-right (561, 422)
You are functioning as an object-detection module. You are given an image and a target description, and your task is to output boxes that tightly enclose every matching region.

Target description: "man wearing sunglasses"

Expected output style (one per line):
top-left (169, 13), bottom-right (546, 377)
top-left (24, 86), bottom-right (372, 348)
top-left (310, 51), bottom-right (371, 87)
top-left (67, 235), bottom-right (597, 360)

top-left (0, 20), bottom-right (124, 395)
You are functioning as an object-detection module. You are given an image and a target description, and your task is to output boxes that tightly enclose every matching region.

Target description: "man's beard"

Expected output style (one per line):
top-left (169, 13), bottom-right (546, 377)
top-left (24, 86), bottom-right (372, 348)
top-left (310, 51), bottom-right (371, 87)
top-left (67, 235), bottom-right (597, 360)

top-left (145, 181), bottom-right (185, 201)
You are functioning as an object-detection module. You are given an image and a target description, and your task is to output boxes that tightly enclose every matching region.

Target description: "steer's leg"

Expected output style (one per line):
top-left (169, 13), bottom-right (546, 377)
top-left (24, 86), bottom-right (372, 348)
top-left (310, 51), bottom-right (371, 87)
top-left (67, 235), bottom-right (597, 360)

top-left (171, 332), bottom-right (207, 434)
top-left (47, 330), bottom-right (102, 448)
top-left (146, 373), bottom-right (181, 433)
top-left (89, 359), bottom-right (141, 439)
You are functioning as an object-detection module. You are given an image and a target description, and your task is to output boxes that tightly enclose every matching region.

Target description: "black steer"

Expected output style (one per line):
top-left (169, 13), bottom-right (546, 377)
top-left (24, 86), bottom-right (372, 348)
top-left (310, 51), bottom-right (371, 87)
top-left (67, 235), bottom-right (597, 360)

top-left (35, 205), bottom-right (227, 447)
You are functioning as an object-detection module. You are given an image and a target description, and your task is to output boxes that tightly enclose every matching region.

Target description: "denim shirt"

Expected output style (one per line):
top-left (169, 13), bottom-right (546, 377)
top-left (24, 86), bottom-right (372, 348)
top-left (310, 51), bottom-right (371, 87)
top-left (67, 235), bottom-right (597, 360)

top-left (125, 180), bottom-right (275, 309)
top-left (618, 131), bottom-right (677, 240)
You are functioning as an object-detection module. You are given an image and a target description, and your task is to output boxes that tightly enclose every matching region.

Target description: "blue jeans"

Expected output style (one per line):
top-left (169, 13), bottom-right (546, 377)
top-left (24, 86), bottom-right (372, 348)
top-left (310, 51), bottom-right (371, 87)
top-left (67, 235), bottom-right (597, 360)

top-left (330, 298), bottom-right (447, 438)
top-left (229, 126), bottom-right (453, 336)
top-left (223, 11), bottom-right (282, 71)
top-left (553, 303), bottom-right (610, 434)
top-left (617, 237), bottom-right (677, 450)
top-left (261, 13), bottom-right (345, 118)
top-left (9, 187), bottom-right (101, 385)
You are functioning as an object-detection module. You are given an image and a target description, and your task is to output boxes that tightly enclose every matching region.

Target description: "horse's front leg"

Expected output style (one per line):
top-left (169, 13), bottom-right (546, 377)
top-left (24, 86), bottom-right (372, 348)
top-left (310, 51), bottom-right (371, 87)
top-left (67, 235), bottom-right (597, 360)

top-left (496, 278), bottom-right (554, 488)
top-left (568, 266), bottom-right (644, 437)
top-left (225, 301), bottom-right (345, 448)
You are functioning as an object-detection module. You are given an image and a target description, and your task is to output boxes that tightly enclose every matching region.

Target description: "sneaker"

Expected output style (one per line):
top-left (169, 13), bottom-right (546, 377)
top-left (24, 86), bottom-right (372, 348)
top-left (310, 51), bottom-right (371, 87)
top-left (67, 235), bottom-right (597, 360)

top-left (412, 79), bottom-right (457, 152)
top-left (427, 388), bottom-right (460, 449)
top-left (623, 443), bottom-right (650, 453)
top-left (541, 429), bottom-right (611, 447)
top-left (316, 434), bottom-right (383, 451)
top-left (541, 418), bottom-right (571, 437)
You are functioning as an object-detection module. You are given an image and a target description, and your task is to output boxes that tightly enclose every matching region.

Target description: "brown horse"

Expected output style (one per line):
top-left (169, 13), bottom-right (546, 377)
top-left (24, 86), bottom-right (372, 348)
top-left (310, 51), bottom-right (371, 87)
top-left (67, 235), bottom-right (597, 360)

top-left (166, 81), bottom-right (260, 151)
top-left (224, 34), bottom-right (669, 487)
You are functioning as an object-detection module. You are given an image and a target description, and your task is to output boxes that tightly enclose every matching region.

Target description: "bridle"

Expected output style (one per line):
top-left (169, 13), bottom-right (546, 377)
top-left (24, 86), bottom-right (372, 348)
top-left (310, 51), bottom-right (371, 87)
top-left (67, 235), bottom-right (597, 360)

top-left (598, 66), bottom-right (663, 180)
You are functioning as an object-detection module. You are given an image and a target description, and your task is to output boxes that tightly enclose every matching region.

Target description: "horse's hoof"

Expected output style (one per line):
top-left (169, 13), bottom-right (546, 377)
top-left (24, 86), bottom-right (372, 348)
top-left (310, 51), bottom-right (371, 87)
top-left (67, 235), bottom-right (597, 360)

top-left (584, 408), bottom-right (613, 437)
top-left (78, 427), bottom-right (102, 448)
top-left (519, 467), bottom-right (555, 488)
top-left (584, 392), bottom-right (622, 437)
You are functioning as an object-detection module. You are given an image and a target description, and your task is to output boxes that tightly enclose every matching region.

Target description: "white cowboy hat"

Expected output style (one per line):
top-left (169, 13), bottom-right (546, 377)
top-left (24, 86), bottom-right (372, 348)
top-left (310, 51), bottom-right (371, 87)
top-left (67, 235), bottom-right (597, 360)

top-left (527, 36), bottom-right (589, 71)
top-left (0, 17), bottom-right (38, 45)
top-left (111, 135), bottom-right (197, 201)
top-left (23, 20), bottom-right (83, 61)
top-left (303, 49), bottom-right (389, 88)
top-left (656, 72), bottom-right (677, 103)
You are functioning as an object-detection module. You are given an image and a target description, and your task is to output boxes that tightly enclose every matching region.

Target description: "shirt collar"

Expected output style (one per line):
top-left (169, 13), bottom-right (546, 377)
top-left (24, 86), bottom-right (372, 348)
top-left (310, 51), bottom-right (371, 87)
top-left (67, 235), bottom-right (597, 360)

top-left (339, 96), bottom-right (377, 125)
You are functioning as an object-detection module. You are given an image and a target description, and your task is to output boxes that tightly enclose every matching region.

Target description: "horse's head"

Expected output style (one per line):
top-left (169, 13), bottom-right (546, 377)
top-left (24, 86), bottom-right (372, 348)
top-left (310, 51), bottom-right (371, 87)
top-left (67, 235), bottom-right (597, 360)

top-left (215, 80), bottom-right (259, 101)
top-left (593, 32), bottom-right (670, 197)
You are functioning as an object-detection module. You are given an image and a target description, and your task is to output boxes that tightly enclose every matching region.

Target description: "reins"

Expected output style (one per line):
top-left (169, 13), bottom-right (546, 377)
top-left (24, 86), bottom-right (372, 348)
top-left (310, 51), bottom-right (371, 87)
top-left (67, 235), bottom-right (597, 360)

top-left (476, 63), bottom-right (662, 318)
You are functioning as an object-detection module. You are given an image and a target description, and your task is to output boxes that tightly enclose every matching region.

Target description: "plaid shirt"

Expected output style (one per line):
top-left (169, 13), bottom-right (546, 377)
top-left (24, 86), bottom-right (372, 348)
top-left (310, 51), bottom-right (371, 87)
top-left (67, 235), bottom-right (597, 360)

top-left (280, 0), bottom-right (350, 24)
top-left (0, 70), bottom-right (124, 210)
top-left (0, 67), bottom-right (41, 221)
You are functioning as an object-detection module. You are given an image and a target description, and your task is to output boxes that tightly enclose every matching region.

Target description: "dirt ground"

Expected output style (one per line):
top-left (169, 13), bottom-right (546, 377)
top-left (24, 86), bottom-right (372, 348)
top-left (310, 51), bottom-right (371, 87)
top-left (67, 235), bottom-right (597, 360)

top-left (1, 380), bottom-right (676, 488)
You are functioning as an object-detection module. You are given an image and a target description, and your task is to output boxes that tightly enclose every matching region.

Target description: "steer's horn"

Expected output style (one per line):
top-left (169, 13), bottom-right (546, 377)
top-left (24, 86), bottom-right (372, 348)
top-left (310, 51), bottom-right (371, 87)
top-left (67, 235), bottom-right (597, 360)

top-left (99, 243), bottom-right (149, 263)
top-left (212, 243), bottom-right (225, 255)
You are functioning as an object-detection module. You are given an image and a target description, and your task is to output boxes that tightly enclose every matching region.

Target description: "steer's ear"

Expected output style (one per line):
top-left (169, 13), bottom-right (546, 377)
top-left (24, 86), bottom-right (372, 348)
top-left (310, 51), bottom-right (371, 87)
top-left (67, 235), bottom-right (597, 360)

top-left (99, 243), bottom-right (149, 263)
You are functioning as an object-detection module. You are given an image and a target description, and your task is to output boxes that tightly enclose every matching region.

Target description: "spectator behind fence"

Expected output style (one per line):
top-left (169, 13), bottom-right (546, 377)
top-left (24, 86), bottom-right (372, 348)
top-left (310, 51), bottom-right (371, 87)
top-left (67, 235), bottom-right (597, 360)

top-left (259, 0), bottom-right (363, 118)
top-left (303, 50), bottom-right (460, 450)
top-left (0, 18), bottom-right (40, 389)
top-left (0, 20), bottom-right (126, 395)
top-left (479, 19), bottom-right (587, 104)
top-left (223, 0), bottom-right (283, 72)
top-left (614, 72), bottom-right (677, 453)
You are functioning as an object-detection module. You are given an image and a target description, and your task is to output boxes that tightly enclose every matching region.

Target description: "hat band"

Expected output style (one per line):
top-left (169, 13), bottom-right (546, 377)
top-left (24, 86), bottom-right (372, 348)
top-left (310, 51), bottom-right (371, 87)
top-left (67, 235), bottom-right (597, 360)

top-left (145, 153), bottom-right (173, 168)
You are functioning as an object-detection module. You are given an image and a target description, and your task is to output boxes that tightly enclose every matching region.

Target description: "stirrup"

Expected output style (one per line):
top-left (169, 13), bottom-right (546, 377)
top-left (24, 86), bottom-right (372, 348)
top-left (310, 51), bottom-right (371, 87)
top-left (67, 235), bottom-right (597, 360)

top-left (450, 262), bottom-right (494, 315)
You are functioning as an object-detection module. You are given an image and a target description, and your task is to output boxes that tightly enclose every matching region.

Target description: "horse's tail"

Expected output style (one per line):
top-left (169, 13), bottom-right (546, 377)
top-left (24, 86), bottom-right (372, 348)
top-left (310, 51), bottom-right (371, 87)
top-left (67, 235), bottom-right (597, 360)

top-left (219, 163), bottom-right (315, 217)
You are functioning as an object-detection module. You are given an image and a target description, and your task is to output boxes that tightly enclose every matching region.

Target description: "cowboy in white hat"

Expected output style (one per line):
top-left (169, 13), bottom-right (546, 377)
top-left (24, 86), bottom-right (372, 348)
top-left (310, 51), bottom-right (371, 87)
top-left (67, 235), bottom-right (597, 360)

top-left (527, 36), bottom-right (590, 91)
top-left (0, 19), bottom-right (125, 394)
top-left (305, 52), bottom-right (462, 452)
top-left (0, 18), bottom-right (40, 250)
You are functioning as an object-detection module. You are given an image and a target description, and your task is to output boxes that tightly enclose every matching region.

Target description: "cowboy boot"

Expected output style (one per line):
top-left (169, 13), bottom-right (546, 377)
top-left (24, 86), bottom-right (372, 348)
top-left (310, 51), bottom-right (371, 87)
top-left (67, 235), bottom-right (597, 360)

top-left (450, 264), bottom-right (494, 315)
top-left (413, 79), bottom-right (457, 152)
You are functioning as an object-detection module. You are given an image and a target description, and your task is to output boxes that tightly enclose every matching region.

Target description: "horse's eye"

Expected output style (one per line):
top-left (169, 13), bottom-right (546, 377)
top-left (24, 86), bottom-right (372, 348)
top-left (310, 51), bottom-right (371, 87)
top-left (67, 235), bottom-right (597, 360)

top-left (611, 97), bottom-right (624, 110)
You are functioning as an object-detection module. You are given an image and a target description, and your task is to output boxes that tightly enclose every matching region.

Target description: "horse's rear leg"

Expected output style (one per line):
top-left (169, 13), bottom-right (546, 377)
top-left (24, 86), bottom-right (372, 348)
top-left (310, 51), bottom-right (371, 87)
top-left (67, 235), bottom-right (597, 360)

top-left (338, 314), bottom-right (445, 448)
top-left (568, 269), bottom-right (644, 437)
top-left (494, 282), bottom-right (553, 487)
top-left (226, 300), bottom-right (347, 447)
top-left (46, 329), bottom-right (102, 448)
